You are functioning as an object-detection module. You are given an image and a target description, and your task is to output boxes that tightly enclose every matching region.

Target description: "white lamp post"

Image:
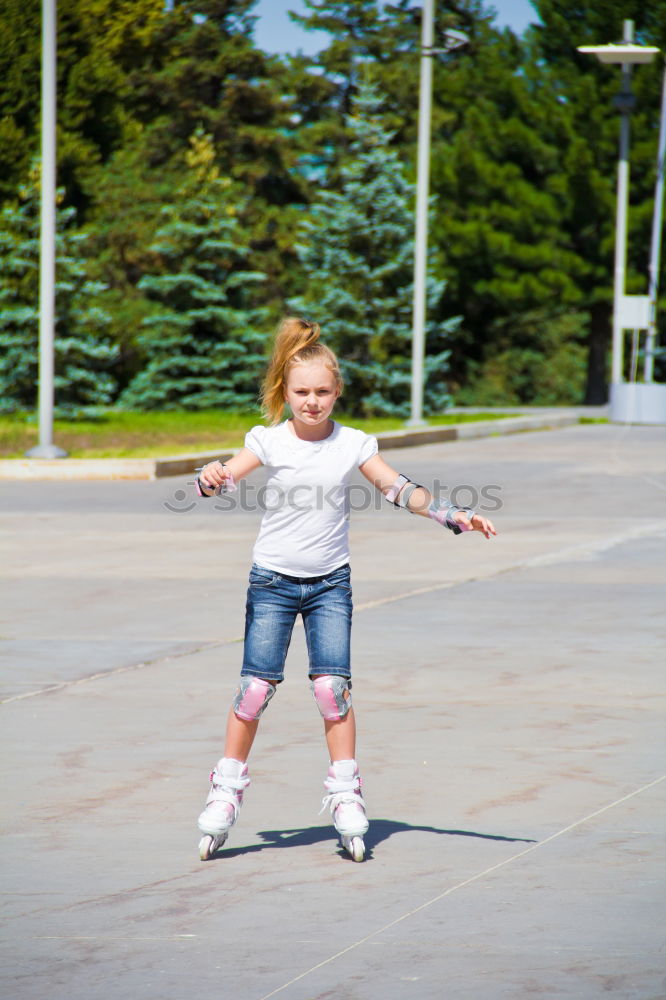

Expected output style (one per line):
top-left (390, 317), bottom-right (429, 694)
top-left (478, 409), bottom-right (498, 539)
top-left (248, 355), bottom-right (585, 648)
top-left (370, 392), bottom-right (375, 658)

top-left (645, 65), bottom-right (666, 383)
top-left (409, 0), bottom-right (467, 426)
top-left (26, 0), bottom-right (67, 458)
top-left (578, 20), bottom-right (666, 424)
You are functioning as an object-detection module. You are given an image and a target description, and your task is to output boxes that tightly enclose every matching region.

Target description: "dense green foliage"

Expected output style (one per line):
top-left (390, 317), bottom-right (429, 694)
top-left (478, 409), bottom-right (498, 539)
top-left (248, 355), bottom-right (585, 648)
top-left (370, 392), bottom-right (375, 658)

top-left (289, 80), bottom-right (455, 416)
top-left (2, 0), bottom-right (666, 416)
top-left (119, 131), bottom-right (267, 410)
top-left (0, 170), bottom-right (118, 416)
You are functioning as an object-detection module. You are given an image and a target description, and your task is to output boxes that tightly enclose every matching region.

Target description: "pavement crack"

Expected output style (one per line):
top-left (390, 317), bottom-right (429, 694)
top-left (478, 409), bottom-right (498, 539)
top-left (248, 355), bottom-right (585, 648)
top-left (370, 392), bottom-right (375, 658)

top-left (3, 520), bottom-right (663, 706)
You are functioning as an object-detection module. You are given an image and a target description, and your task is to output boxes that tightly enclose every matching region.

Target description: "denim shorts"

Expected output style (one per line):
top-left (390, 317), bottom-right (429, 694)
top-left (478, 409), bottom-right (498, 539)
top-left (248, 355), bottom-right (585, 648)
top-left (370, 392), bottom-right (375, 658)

top-left (241, 562), bottom-right (353, 683)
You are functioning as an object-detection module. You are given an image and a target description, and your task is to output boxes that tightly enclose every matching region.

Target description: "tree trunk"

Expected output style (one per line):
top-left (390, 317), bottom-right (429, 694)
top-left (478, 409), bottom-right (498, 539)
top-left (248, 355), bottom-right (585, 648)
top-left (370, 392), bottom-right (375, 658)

top-left (584, 301), bottom-right (610, 404)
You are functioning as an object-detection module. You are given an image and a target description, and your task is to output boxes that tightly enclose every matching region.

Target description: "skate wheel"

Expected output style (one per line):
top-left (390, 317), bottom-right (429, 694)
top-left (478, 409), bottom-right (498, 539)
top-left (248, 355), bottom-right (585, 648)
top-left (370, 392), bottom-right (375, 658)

top-left (343, 836), bottom-right (365, 862)
top-left (199, 835), bottom-right (214, 861)
top-left (199, 832), bottom-right (228, 860)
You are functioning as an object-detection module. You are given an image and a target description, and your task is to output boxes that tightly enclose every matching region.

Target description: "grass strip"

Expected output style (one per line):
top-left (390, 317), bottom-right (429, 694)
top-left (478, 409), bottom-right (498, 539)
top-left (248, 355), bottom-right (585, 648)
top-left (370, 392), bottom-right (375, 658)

top-left (1, 410), bottom-right (517, 459)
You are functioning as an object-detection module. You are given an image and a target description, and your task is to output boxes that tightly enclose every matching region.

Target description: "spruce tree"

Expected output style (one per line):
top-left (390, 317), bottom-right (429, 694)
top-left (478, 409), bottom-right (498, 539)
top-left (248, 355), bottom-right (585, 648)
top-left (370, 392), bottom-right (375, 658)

top-left (119, 130), bottom-right (267, 411)
top-left (0, 169), bottom-right (118, 417)
top-left (289, 79), bottom-right (455, 417)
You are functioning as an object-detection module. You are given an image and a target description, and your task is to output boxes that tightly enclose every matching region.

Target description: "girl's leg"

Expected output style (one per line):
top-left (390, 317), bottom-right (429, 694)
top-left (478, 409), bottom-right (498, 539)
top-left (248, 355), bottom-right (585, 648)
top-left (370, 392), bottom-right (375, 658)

top-left (223, 688), bottom-right (276, 762)
top-left (304, 579), bottom-right (367, 859)
top-left (321, 709), bottom-right (368, 862)
top-left (320, 694), bottom-right (356, 761)
top-left (198, 571), bottom-right (296, 859)
top-left (225, 566), bottom-right (297, 761)
top-left (302, 566), bottom-right (354, 761)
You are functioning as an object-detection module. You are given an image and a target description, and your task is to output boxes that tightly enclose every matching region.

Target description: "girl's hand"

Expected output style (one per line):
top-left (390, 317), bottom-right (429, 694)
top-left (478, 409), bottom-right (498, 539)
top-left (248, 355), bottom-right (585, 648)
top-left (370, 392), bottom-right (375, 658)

top-left (196, 448), bottom-right (262, 495)
top-left (199, 461), bottom-right (232, 492)
top-left (454, 512), bottom-right (497, 539)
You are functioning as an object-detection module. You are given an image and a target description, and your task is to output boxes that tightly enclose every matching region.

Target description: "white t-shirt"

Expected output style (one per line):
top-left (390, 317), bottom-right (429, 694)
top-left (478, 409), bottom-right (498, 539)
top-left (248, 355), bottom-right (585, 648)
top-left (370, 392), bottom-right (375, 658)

top-left (245, 421), bottom-right (378, 577)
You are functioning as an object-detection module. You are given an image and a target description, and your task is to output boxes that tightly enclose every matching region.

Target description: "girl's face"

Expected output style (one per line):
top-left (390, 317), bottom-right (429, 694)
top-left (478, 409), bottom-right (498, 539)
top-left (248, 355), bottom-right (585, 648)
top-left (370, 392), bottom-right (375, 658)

top-left (284, 360), bottom-right (340, 430)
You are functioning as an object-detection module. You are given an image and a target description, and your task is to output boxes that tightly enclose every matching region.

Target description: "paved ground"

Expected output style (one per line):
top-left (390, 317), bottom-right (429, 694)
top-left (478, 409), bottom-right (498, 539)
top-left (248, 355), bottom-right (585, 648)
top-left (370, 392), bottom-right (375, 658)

top-left (1, 421), bottom-right (665, 999)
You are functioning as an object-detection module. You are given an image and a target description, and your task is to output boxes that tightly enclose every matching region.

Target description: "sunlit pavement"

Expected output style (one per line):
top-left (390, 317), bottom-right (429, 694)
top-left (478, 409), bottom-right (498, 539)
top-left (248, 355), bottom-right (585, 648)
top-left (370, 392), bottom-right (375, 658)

top-left (1, 421), bottom-right (664, 999)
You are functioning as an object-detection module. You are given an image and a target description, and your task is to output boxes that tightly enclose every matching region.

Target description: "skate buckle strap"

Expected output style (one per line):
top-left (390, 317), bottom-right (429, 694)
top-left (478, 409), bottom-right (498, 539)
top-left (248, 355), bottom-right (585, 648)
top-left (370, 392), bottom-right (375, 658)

top-left (206, 771), bottom-right (248, 821)
top-left (210, 768), bottom-right (251, 791)
top-left (323, 772), bottom-right (362, 794)
top-left (319, 791), bottom-right (360, 815)
top-left (205, 788), bottom-right (242, 821)
top-left (320, 780), bottom-right (365, 816)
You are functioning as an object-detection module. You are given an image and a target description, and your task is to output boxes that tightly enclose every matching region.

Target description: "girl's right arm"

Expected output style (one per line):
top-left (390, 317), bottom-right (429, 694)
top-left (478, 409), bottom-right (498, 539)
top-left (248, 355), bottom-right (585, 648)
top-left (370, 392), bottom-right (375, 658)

top-left (197, 447), bottom-right (262, 495)
top-left (360, 452), bottom-right (496, 539)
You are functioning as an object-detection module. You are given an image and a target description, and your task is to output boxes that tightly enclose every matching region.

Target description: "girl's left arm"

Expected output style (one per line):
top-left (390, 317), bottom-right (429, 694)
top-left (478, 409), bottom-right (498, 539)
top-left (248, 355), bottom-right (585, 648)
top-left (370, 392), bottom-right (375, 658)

top-left (359, 453), bottom-right (497, 539)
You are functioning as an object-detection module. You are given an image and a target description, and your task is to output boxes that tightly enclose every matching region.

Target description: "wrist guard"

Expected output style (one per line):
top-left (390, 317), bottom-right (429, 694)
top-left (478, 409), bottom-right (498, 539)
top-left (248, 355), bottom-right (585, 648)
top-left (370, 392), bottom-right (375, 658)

top-left (195, 464), bottom-right (237, 498)
top-left (428, 498), bottom-right (475, 534)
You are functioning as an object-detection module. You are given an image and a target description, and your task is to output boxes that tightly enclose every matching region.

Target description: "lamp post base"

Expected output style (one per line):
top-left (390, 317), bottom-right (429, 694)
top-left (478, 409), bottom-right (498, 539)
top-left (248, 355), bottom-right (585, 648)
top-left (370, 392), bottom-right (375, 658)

top-left (25, 443), bottom-right (69, 459)
top-left (609, 382), bottom-right (666, 424)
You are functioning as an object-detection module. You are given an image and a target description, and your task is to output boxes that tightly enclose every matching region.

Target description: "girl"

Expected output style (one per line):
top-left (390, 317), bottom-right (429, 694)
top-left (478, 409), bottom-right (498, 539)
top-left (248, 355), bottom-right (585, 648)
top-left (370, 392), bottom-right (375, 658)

top-left (195, 317), bottom-right (496, 862)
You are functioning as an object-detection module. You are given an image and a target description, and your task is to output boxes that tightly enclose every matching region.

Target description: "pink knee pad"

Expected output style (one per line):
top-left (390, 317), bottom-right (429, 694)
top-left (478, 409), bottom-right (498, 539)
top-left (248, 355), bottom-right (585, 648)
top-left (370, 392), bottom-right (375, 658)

top-left (233, 676), bottom-right (276, 721)
top-left (310, 675), bottom-right (352, 721)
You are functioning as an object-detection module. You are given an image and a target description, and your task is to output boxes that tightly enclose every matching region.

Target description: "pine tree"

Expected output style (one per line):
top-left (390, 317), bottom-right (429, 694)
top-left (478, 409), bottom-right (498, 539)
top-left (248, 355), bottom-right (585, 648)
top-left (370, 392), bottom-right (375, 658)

top-left (284, 0), bottom-right (421, 192)
top-left (0, 169), bottom-right (118, 417)
top-left (119, 130), bottom-right (267, 411)
top-left (0, 0), bottom-right (171, 207)
top-left (289, 79), bottom-right (455, 417)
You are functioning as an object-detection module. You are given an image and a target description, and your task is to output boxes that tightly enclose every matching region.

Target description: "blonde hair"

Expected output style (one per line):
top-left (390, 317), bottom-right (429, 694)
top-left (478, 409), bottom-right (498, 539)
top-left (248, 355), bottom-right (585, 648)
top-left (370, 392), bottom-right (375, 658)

top-left (260, 317), bottom-right (343, 425)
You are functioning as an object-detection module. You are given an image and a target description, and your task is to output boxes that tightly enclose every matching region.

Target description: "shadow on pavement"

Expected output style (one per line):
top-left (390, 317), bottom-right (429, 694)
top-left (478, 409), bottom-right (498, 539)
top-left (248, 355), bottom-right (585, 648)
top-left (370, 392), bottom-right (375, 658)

top-left (205, 819), bottom-right (537, 862)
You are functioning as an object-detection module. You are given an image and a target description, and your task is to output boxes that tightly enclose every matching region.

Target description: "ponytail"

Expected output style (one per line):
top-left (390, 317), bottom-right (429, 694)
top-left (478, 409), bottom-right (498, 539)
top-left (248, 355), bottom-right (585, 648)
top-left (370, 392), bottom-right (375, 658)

top-left (260, 316), bottom-right (343, 424)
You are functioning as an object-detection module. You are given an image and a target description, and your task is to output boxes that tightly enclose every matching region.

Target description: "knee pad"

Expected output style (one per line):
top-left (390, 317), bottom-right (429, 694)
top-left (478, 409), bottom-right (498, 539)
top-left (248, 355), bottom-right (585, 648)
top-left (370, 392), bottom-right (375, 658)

top-left (233, 676), bottom-right (276, 721)
top-left (310, 675), bottom-right (352, 721)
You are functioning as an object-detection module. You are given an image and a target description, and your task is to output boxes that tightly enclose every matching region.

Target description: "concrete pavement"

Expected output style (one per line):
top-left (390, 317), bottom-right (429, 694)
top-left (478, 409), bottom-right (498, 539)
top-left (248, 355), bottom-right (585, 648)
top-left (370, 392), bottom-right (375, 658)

top-left (1, 421), bottom-right (665, 999)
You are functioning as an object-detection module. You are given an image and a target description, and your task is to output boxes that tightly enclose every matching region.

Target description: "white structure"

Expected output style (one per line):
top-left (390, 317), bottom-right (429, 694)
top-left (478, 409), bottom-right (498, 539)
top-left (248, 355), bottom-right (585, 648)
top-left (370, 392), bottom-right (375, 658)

top-left (578, 22), bottom-right (666, 424)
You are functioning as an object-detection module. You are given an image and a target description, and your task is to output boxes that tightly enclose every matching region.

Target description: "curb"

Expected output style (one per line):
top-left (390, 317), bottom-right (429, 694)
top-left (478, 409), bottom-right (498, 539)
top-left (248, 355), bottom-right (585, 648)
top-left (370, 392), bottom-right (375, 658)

top-left (372, 413), bottom-right (578, 449)
top-left (0, 450), bottom-right (236, 482)
top-left (0, 413), bottom-right (580, 481)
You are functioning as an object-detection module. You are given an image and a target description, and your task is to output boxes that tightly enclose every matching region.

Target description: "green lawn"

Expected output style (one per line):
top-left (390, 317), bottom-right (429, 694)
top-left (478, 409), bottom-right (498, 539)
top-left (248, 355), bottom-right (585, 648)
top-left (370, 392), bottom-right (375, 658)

top-left (1, 410), bottom-right (516, 459)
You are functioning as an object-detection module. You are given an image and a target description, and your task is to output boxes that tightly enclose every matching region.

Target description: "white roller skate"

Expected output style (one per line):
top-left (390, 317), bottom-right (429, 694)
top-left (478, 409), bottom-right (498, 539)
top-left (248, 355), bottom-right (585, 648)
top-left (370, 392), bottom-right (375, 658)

top-left (197, 757), bottom-right (250, 860)
top-left (321, 759), bottom-right (368, 862)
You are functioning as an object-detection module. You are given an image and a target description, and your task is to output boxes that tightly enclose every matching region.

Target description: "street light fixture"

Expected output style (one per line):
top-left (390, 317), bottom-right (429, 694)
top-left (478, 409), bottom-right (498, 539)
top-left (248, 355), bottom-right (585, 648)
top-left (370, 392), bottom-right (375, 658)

top-left (409, 1), bottom-right (467, 427)
top-left (577, 42), bottom-right (659, 65)
top-left (578, 20), bottom-right (665, 423)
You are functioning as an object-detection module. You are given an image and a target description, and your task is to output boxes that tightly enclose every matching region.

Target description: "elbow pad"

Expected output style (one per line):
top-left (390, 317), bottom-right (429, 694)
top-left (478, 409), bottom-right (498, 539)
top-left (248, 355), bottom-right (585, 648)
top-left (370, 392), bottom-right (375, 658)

top-left (384, 474), bottom-right (423, 512)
